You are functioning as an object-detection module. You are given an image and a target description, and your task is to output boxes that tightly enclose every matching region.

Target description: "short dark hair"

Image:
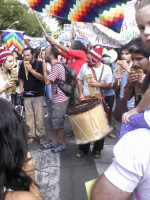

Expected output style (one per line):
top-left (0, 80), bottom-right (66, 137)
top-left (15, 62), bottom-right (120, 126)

top-left (50, 47), bottom-right (59, 59)
top-left (23, 47), bottom-right (34, 55)
top-left (0, 98), bottom-right (32, 199)
top-left (127, 37), bottom-right (150, 58)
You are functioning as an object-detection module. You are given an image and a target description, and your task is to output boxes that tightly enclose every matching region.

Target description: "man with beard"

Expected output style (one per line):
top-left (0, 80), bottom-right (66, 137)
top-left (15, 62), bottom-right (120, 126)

top-left (19, 47), bottom-right (45, 145)
top-left (42, 47), bottom-right (69, 153)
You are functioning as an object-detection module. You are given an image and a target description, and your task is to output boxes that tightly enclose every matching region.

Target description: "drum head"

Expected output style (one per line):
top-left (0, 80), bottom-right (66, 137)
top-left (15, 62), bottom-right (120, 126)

top-left (66, 98), bottom-right (101, 115)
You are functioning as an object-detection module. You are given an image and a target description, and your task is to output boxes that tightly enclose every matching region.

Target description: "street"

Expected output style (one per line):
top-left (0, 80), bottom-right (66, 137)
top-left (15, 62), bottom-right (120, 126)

top-left (29, 117), bottom-right (118, 200)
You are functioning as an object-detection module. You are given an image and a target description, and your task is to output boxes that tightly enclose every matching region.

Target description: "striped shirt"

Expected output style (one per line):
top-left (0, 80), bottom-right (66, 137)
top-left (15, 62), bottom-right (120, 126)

top-left (47, 61), bottom-right (69, 103)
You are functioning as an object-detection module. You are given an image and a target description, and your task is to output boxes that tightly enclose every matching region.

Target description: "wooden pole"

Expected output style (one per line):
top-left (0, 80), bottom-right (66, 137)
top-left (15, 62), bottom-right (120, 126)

top-left (32, 10), bottom-right (48, 37)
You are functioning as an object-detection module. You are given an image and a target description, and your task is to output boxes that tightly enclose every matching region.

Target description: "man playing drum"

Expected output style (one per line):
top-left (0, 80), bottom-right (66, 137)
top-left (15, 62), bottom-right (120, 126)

top-left (76, 47), bottom-right (113, 159)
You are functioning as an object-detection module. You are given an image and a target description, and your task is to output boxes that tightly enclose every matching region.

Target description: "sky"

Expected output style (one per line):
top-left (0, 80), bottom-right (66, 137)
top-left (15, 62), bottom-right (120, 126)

top-left (19, 0), bottom-right (60, 32)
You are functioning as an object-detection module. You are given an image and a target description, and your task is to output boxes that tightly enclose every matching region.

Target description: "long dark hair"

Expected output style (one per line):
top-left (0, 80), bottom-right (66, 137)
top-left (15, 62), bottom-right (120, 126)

top-left (0, 99), bottom-right (32, 199)
top-left (72, 40), bottom-right (87, 54)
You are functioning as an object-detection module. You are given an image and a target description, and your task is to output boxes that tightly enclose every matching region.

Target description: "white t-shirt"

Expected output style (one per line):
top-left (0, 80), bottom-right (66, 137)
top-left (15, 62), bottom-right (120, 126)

top-left (104, 128), bottom-right (150, 200)
top-left (144, 109), bottom-right (150, 128)
top-left (77, 63), bottom-right (112, 96)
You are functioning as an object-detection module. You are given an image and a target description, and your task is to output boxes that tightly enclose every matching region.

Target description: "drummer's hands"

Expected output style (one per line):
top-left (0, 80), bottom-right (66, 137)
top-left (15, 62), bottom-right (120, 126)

top-left (122, 108), bottom-right (138, 124)
top-left (80, 94), bottom-right (85, 101)
top-left (88, 80), bottom-right (99, 87)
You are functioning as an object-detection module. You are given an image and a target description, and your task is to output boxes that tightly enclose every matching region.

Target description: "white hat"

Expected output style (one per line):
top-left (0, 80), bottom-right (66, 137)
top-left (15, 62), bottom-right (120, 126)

top-left (106, 49), bottom-right (118, 63)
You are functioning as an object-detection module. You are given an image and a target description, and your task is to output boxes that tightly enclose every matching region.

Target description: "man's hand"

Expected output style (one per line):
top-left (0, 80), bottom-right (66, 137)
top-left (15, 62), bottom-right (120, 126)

top-left (128, 70), bottom-right (139, 87)
top-left (88, 80), bottom-right (99, 87)
top-left (46, 36), bottom-right (57, 46)
top-left (120, 61), bottom-right (130, 72)
top-left (26, 63), bottom-right (33, 73)
top-left (80, 94), bottom-right (86, 101)
top-left (115, 72), bottom-right (122, 80)
top-left (137, 73), bottom-right (146, 86)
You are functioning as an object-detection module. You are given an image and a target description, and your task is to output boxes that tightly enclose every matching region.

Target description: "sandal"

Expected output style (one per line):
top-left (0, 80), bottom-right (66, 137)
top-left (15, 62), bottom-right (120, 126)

top-left (76, 151), bottom-right (85, 158)
top-left (66, 132), bottom-right (73, 138)
top-left (41, 140), bottom-right (58, 149)
top-left (108, 133), bottom-right (117, 139)
top-left (93, 151), bottom-right (101, 159)
top-left (38, 137), bottom-right (47, 145)
top-left (27, 138), bottom-right (34, 144)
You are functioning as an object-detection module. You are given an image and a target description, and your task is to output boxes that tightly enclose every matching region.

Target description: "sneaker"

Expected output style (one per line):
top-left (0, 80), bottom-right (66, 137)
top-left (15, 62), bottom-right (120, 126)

top-left (41, 140), bottom-right (58, 149)
top-left (45, 113), bottom-right (49, 118)
top-left (51, 144), bottom-right (66, 153)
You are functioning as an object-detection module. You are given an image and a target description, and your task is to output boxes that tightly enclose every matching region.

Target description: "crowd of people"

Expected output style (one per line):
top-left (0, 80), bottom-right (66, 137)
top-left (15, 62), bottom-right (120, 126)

top-left (0, 0), bottom-right (150, 199)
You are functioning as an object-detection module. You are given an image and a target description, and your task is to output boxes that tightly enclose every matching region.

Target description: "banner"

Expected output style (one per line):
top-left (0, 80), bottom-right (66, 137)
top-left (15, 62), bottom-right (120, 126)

top-left (27, 0), bottom-right (128, 33)
top-left (73, 0), bottom-right (140, 48)
top-left (2, 29), bottom-right (24, 53)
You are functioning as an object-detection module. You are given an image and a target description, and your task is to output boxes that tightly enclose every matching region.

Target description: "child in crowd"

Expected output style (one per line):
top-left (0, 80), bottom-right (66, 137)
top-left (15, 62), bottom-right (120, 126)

top-left (120, 0), bottom-right (150, 138)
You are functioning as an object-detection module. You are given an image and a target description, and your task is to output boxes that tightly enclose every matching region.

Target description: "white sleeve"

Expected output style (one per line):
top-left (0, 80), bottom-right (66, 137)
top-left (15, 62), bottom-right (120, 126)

top-left (103, 65), bottom-right (113, 84)
top-left (77, 64), bottom-right (86, 81)
top-left (104, 129), bottom-right (149, 193)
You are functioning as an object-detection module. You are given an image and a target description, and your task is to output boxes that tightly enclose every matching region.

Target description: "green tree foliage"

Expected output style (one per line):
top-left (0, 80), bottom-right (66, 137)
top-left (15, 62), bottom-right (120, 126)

top-left (0, 0), bottom-right (50, 37)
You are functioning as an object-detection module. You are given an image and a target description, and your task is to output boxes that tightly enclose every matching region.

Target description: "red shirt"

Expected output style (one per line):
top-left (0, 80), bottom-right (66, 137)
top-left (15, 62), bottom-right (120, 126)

top-left (60, 49), bottom-right (87, 75)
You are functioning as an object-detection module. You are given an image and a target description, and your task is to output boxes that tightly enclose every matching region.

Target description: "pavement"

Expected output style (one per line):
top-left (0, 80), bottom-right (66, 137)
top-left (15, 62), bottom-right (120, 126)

top-left (29, 116), bottom-right (119, 200)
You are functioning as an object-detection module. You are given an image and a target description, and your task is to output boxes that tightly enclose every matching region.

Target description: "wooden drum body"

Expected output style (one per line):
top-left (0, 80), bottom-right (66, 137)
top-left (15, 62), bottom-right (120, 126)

top-left (66, 99), bottom-right (112, 144)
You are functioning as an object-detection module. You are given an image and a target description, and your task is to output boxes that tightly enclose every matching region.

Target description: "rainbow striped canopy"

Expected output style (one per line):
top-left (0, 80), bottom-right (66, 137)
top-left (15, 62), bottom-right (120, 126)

top-left (27, 0), bottom-right (128, 33)
top-left (2, 31), bottom-right (24, 54)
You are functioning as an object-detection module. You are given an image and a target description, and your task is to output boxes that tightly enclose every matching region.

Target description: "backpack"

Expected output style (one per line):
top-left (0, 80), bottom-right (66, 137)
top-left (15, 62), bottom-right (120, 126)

top-left (54, 63), bottom-right (77, 97)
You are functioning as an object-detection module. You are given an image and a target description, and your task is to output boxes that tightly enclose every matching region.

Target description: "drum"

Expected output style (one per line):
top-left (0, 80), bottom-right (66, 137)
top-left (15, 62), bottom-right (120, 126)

top-left (66, 98), bottom-right (112, 144)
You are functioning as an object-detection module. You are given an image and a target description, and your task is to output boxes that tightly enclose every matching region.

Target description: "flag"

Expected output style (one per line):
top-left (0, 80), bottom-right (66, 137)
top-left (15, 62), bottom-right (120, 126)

top-left (2, 31), bottom-right (24, 53)
top-left (26, 0), bottom-right (128, 33)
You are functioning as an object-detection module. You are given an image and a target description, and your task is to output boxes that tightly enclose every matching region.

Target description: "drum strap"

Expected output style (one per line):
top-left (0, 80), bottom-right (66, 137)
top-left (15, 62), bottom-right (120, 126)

top-left (91, 65), bottom-right (106, 105)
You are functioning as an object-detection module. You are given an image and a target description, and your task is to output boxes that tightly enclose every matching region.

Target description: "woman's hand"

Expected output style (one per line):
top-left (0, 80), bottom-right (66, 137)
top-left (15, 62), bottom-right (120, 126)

top-left (122, 108), bottom-right (139, 124)
top-left (5, 80), bottom-right (14, 89)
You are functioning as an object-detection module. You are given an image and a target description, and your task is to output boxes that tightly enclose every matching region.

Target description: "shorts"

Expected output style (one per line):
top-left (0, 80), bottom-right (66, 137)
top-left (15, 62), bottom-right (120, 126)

top-left (50, 100), bottom-right (69, 129)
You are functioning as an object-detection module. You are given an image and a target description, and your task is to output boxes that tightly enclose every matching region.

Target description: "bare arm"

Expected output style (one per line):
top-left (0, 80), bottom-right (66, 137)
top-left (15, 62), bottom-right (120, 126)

top-left (30, 70), bottom-right (44, 82)
top-left (124, 85), bottom-right (134, 101)
top-left (26, 64), bottom-right (44, 82)
top-left (91, 174), bottom-right (132, 200)
top-left (19, 79), bottom-right (24, 93)
top-left (46, 36), bottom-right (69, 53)
top-left (42, 62), bottom-right (51, 85)
top-left (77, 79), bottom-right (85, 101)
top-left (0, 80), bottom-right (14, 94)
top-left (88, 80), bottom-right (111, 90)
